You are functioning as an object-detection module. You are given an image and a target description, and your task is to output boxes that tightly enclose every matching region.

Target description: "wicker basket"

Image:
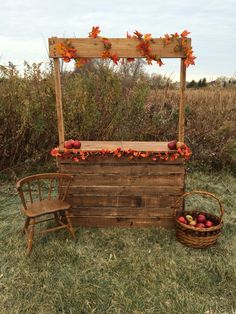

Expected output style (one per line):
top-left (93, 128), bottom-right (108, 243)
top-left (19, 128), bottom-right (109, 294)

top-left (176, 190), bottom-right (224, 248)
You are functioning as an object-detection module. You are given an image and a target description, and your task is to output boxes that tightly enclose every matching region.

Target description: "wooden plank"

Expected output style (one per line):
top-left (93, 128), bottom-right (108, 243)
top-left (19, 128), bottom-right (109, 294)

top-left (58, 141), bottom-right (173, 152)
top-left (67, 194), bottom-right (179, 208)
top-left (58, 156), bottom-right (185, 165)
top-left (69, 207), bottom-right (176, 217)
top-left (178, 58), bottom-right (186, 142)
top-left (60, 163), bottom-right (185, 175)
top-left (53, 58), bottom-right (65, 149)
top-left (69, 216), bottom-right (175, 228)
top-left (71, 173), bottom-right (184, 187)
top-left (67, 185), bottom-right (184, 196)
top-left (49, 37), bottom-right (191, 59)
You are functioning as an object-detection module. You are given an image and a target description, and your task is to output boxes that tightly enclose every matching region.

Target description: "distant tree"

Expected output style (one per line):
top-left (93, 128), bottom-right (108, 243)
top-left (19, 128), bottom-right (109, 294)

top-left (197, 79), bottom-right (202, 88)
top-left (202, 78), bottom-right (207, 87)
top-left (186, 80), bottom-right (197, 88)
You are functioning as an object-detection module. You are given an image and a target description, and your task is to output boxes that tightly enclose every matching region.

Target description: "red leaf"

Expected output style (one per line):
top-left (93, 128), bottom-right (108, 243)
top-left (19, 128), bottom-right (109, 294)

top-left (89, 26), bottom-right (101, 38)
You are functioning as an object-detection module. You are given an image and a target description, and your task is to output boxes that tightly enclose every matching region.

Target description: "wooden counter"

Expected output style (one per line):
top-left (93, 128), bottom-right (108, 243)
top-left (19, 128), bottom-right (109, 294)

top-left (58, 141), bottom-right (185, 228)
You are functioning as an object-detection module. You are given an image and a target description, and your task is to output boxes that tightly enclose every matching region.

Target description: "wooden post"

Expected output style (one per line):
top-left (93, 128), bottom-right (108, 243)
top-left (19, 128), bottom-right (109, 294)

top-left (53, 58), bottom-right (65, 149)
top-left (178, 58), bottom-right (186, 142)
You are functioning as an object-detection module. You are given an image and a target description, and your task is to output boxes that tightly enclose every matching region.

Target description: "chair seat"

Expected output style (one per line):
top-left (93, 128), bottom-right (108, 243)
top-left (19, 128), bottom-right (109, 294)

top-left (23, 199), bottom-right (71, 217)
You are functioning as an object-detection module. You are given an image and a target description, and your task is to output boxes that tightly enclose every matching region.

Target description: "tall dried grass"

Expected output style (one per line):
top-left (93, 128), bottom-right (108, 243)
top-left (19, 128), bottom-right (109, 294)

top-left (0, 62), bottom-right (235, 172)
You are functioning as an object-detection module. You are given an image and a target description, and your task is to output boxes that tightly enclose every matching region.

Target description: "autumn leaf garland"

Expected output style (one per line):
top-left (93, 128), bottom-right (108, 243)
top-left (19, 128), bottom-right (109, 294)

top-left (56, 26), bottom-right (196, 68)
top-left (51, 145), bottom-right (192, 163)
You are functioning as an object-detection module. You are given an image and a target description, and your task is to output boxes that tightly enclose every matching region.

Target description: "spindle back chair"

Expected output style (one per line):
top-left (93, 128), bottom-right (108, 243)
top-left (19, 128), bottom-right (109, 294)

top-left (16, 173), bottom-right (76, 255)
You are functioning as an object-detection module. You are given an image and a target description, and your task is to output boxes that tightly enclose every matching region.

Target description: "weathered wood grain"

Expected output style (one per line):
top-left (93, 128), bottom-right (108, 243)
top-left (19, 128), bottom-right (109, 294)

top-left (71, 173), bottom-right (184, 187)
top-left (70, 216), bottom-right (175, 228)
top-left (58, 155), bottom-right (185, 228)
top-left (58, 141), bottom-right (175, 152)
top-left (69, 206), bottom-right (177, 217)
top-left (49, 37), bottom-right (191, 59)
top-left (60, 163), bottom-right (185, 175)
top-left (67, 194), bottom-right (179, 208)
top-left (66, 185), bottom-right (184, 196)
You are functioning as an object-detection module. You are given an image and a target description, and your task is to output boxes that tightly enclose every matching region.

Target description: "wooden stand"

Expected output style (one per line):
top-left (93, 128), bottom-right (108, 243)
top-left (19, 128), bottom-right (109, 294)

top-left (49, 36), bottom-right (189, 228)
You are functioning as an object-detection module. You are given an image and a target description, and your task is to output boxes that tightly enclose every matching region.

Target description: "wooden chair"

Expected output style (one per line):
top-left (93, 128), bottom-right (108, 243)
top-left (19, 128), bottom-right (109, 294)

top-left (16, 173), bottom-right (76, 255)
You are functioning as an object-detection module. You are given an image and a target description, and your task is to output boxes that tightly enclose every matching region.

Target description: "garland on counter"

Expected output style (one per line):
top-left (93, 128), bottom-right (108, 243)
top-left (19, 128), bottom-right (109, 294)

top-left (56, 26), bottom-right (196, 68)
top-left (50, 145), bottom-right (192, 163)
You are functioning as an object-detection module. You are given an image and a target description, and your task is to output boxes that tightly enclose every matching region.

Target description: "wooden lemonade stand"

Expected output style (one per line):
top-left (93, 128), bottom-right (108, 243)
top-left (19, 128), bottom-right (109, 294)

top-left (49, 31), bottom-right (193, 228)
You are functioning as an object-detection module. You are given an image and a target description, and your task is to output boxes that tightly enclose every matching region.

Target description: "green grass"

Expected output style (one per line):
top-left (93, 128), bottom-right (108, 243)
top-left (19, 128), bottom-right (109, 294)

top-left (0, 171), bottom-right (236, 314)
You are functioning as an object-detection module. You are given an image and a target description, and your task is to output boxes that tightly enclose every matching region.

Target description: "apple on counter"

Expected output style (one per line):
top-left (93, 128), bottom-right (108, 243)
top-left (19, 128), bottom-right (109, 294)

top-left (64, 139), bottom-right (74, 149)
top-left (64, 139), bottom-right (81, 149)
top-left (167, 140), bottom-right (177, 150)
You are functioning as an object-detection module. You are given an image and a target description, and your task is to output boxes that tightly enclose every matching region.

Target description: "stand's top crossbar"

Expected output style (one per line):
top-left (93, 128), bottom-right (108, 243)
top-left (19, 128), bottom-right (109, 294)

top-left (48, 37), bottom-right (191, 59)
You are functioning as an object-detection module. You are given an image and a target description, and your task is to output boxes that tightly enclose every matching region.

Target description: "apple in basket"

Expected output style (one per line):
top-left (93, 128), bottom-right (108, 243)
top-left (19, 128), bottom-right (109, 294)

top-left (178, 216), bottom-right (187, 224)
top-left (185, 214), bottom-right (193, 223)
top-left (196, 223), bottom-right (206, 228)
top-left (73, 140), bottom-right (81, 149)
top-left (64, 139), bottom-right (74, 149)
top-left (189, 220), bottom-right (197, 226)
top-left (205, 220), bottom-right (214, 228)
top-left (197, 214), bottom-right (207, 223)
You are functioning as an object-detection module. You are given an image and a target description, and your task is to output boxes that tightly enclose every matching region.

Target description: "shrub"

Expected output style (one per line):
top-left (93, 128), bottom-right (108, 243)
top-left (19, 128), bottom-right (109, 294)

top-left (0, 61), bottom-right (235, 172)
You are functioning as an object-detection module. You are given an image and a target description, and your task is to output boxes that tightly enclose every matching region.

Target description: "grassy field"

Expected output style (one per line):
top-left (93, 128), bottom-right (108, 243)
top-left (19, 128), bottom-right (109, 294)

top-left (0, 170), bottom-right (236, 314)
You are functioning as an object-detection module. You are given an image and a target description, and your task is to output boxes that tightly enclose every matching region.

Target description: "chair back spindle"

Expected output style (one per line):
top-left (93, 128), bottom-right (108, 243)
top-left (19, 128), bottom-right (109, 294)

top-left (16, 173), bottom-right (73, 214)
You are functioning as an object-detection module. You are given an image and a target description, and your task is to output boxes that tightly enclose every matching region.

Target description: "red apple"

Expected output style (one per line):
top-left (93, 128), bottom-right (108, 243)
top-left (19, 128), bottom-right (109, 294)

top-left (197, 214), bottom-right (207, 223)
top-left (178, 216), bottom-right (187, 224)
top-left (73, 140), bottom-right (81, 149)
top-left (168, 140), bottom-right (177, 150)
top-left (196, 223), bottom-right (206, 228)
top-left (64, 139), bottom-right (74, 149)
top-left (205, 220), bottom-right (214, 228)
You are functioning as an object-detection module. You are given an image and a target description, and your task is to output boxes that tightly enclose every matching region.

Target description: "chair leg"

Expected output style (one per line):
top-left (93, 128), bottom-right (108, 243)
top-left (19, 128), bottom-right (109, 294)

top-left (26, 218), bottom-right (35, 255)
top-left (23, 217), bottom-right (30, 234)
top-left (65, 210), bottom-right (76, 240)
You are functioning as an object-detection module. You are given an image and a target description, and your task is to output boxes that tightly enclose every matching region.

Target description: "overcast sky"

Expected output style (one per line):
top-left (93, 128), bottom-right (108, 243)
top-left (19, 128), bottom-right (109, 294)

top-left (1, 0), bottom-right (236, 81)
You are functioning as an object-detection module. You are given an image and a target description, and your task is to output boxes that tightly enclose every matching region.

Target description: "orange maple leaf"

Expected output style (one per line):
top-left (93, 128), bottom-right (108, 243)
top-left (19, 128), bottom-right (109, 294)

top-left (156, 58), bottom-right (164, 66)
top-left (89, 26), bottom-right (101, 38)
top-left (101, 50), bottom-right (111, 59)
top-left (164, 34), bottom-right (171, 45)
top-left (111, 54), bottom-right (119, 65)
top-left (102, 38), bottom-right (112, 50)
top-left (133, 30), bottom-right (143, 39)
top-left (75, 57), bottom-right (90, 68)
top-left (144, 34), bottom-right (152, 41)
top-left (181, 30), bottom-right (191, 38)
top-left (50, 148), bottom-right (59, 157)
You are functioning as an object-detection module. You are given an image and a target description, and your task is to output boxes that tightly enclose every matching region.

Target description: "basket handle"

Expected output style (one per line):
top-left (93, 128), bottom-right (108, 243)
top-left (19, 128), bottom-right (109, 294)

top-left (180, 190), bottom-right (224, 222)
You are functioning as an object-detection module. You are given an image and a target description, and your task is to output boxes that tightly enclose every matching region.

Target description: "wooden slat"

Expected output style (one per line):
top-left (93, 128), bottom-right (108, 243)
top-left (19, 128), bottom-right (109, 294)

top-left (53, 58), bottom-right (65, 149)
top-left (58, 141), bottom-right (173, 152)
top-left (60, 163), bottom-right (185, 175)
top-left (178, 58), bottom-right (186, 142)
top-left (49, 37), bottom-right (191, 59)
top-left (67, 194), bottom-right (179, 208)
top-left (67, 185), bottom-right (184, 196)
top-left (69, 216), bottom-right (175, 228)
top-left (59, 156), bottom-right (185, 165)
top-left (69, 207), bottom-right (176, 217)
top-left (71, 173), bottom-right (184, 187)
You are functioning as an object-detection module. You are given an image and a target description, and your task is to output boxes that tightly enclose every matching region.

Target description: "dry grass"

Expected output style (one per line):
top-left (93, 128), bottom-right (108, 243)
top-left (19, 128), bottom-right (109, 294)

top-left (0, 170), bottom-right (236, 314)
top-left (0, 62), bottom-right (235, 172)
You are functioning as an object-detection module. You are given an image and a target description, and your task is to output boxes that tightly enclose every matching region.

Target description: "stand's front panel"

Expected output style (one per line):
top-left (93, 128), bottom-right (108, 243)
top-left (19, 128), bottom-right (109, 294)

top-left (58, 150), bottom-right (185, 228)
